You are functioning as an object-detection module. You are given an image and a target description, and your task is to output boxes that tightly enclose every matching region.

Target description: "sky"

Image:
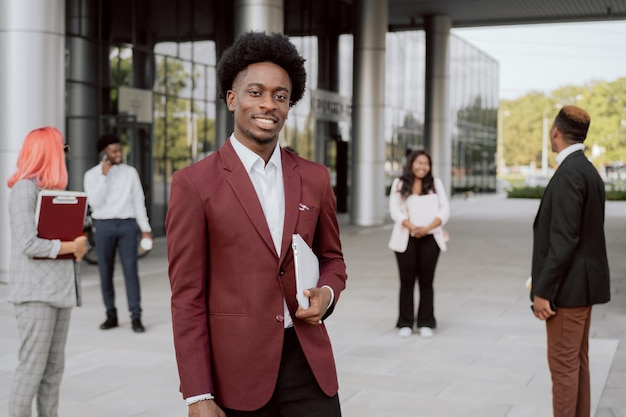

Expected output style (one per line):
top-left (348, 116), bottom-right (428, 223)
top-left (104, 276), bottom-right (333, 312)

top-left (453, 20), bottom-right (626, 100)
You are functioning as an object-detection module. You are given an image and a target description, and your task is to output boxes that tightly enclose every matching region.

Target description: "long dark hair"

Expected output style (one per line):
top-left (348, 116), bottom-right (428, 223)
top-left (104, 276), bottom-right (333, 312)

top-left (398, 149), bottom-right (435, 198)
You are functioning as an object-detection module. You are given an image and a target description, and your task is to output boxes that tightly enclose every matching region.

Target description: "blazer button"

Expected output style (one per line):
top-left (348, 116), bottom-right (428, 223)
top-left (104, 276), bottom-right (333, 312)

top-left (275, 314), bottom-right (284, 323)
top-left (279, 270), bottom-right (284, 277)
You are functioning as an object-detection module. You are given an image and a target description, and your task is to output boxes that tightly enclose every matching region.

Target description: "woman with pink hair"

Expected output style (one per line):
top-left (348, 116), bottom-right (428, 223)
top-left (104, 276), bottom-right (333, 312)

top-left (6, 126), bottom-right (87, 417)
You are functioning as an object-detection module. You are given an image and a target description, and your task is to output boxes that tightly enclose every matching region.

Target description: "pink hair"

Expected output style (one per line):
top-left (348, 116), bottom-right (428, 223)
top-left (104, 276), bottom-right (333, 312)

top-left (7, 126), bottom-right (68, 190)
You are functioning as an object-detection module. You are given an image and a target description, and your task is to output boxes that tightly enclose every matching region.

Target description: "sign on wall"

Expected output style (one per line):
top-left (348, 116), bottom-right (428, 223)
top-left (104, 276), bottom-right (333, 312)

top-left (310, 89), bottom-right (352, 123)
top-left (118, 86), bottom-right (153, 123)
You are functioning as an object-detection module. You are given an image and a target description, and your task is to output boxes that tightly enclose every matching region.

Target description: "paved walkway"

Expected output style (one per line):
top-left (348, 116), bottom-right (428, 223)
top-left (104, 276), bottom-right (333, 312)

top-left (1, 194), bottom-right (625, 417)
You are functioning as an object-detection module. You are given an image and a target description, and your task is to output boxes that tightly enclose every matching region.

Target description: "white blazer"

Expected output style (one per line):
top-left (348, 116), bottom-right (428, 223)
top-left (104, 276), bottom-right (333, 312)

top-left (388, 177), bottom-right (450, 253)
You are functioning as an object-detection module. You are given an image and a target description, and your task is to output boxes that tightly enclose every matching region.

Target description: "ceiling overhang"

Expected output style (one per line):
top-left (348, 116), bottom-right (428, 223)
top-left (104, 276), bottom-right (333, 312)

top-left (387, 0), bottom-right (626, 31)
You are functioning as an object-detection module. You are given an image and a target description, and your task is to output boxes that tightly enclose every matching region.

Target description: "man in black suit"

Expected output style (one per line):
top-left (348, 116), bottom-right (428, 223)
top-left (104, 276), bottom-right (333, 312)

top-left (530, 105), bottom-right (610, 417)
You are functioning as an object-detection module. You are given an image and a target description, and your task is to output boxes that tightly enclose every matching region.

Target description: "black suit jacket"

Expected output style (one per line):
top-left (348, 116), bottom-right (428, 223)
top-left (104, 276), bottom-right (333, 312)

top-left (531, 150), bottom-right (610, 308)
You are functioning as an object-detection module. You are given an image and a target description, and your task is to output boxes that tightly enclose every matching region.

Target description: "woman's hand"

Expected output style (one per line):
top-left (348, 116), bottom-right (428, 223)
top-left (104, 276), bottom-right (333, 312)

top-left (59, 235), bottom-right (88, 261)
top-left (410, 226), bottom-right (429, 239)
top-left (73, 236), bottom-right (88, 262)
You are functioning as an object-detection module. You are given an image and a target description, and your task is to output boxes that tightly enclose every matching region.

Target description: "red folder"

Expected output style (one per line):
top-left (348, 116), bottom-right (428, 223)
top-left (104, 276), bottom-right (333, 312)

top-left (35, 190), bottom-right (88, 260)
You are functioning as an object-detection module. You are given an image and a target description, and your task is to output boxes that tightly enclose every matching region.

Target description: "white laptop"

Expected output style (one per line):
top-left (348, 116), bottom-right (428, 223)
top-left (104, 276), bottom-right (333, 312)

top-left (291, 234), bottom-right (320, 309)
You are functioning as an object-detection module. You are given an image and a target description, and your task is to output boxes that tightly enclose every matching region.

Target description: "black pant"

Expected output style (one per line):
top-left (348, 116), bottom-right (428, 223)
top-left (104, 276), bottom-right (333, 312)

top-left (223, 328), bottom-right (341, 417)
top-left (394, 235), bottom-right (440, 329)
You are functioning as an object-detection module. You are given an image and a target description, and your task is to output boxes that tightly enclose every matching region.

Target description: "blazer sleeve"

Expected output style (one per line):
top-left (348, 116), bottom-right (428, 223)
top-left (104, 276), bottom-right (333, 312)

top-left (312, 167), bottom-right (348, 309)
top-left (9, 180), bottom-right (61, 259)
top-left (532, 170), bottom-right (584, 299)
top-left (387, 178), bottom-right (411, 252)
top-left (165, 169), bottom-right (214, 398)
top-left (389, 178), bottom-right (408, 223)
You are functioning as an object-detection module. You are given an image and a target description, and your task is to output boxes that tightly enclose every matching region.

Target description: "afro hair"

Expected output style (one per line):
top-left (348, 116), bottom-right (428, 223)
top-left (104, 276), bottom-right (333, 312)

top-left (217, 31), bottom-right (307, 106)
top-left (96, 133), bottom-right (121, 153)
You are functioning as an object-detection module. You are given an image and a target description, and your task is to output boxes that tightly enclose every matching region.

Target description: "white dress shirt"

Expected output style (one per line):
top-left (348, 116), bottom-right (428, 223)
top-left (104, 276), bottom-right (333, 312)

top-left (230, 135), bottom-right (292, 325)
top-left (83, 163), bottom-right (151, 232)
top-left (556, 142), bottom-right (585, 166)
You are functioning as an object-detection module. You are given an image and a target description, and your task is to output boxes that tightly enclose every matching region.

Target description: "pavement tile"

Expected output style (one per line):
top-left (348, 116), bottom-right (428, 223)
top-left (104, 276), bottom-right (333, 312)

top-left (1, 193), bottom-right (625, 417)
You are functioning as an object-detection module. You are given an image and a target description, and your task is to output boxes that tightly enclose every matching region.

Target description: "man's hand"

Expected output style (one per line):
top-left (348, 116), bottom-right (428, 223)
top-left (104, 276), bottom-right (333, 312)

top-left (295, 287), bottom-right (331, 325)
top-left (188, 400), bottom-right (226, 417)
top-left (101, 154), bottom-right (112, 175)
top-left (532, 295), bottom-right (556, 321)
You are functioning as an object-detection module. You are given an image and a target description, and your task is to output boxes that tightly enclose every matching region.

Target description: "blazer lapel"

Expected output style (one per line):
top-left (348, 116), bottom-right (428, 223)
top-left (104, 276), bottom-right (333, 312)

top-left (219, 141), bottom-right (278, 257)
top-left (279, 150), bottom-right (301, 266)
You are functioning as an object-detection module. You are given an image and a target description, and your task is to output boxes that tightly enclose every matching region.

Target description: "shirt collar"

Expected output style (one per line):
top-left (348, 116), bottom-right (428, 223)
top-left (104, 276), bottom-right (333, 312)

top-left (229, 134), bottom-right (282, 174)
top-left (556, 142), bottom-right (585, 165)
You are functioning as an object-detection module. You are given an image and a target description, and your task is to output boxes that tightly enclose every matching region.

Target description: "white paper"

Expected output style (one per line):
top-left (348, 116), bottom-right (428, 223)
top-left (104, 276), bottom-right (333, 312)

top-left (407, 193), bottom-right (439, 227)
top-left (291, 234), bottom-right (319, 309)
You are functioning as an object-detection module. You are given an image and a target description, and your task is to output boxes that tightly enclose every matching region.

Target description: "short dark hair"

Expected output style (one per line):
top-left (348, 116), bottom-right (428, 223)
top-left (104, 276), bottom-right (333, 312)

top-left (96, 133), bottom-right (121, 153)
top-left (217, 31), bottom-right (307, 105)
top-left (554, 105), bottom-right (590, 143)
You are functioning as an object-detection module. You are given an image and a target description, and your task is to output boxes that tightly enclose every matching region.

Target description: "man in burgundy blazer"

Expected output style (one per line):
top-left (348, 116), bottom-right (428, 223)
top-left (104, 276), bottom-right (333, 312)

top-left (166, 32), bottom-right (347, 417)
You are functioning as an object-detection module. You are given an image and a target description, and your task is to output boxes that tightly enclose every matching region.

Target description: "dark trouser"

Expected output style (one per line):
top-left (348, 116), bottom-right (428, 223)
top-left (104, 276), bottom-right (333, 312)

top-left (394, 234), bottom-right (440, 329)
top-left (223, 328), bottom-right (341, 417)
top-left (94, 218), bottom-right (142, 319)
top-left (546, 306), bottom-right (592, 417)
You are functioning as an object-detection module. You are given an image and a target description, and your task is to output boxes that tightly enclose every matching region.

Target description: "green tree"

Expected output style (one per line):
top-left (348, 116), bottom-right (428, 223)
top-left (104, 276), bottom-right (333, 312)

top-left (153, 56), bottom-right (203, 178)
top-left (501, 78), bottom-right (626, 171)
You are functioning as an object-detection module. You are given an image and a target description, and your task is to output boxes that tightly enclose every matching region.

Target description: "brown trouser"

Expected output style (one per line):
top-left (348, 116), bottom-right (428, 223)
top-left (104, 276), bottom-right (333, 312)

top-left (546, 306), bottom-right (592, 417)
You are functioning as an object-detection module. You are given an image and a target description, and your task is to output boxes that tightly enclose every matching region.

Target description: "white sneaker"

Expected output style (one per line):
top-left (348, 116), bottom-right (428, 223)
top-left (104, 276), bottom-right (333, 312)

top-left (397, 327), bottom-right (413, 337)
top-left (419, 327), bottom-right (434, 338)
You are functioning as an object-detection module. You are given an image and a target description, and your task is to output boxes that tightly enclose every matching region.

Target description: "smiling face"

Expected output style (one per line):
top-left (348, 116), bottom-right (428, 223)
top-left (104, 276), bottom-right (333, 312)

top-left (226, 62), bottom-right (292, 158)
top-left (103, 143), bottom-right (123, 165)
top-left (411, 154), bottom-right (431, 179)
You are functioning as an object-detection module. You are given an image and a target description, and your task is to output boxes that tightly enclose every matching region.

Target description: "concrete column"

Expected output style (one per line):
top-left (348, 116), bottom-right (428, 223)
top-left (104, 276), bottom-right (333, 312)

top-left (235, 0), bottom-right (284, 35)
top-left (424, 15), bottom-right (452, 195)
top-left (0, 0), bottom-right (65, 280)
top-left (350, 0), bottom-right (387, 226)
top-left (66, 0), bottom-right (100, 191)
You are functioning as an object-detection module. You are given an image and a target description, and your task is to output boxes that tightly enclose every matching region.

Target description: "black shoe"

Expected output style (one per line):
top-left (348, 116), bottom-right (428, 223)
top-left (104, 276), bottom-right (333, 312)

top-left (100, 315), bottom-right (118, 330)
top-left (132, 318), bottom-right (145, 333)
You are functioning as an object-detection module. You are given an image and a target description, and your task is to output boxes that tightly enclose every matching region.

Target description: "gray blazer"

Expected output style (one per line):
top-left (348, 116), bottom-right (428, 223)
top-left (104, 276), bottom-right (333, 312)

top-left (7, 179), bottom-right (81, 308)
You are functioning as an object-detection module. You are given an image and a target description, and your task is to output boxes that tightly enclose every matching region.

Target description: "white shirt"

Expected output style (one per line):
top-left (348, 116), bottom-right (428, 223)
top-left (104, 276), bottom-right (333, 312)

top-left (230, 135), bottom-right (292, 326)
top-left (556, 142), bottom-right (585, 166)
top-left (83, 163), bottom-right (151, 232)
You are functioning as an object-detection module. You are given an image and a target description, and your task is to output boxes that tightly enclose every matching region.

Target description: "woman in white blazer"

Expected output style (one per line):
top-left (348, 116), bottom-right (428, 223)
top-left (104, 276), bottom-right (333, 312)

top-left (6, 127), bottom-right (87, 417)
top-left (388, 149), bottom-right (450, 338)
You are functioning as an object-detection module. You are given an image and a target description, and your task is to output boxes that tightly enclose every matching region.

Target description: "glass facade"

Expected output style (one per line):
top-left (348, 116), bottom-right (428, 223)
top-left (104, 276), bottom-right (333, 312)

top-left (65, 20), bottom-right (498, 237)
top-left (151, 41), bottom-right (217, 229)
top-left (338, 31), bottom-right (499, 195)
top-left (384, 31), bottom-right (427, 180)
top-left (280, 36), bottom-right (319, 161)
top-left (449, 34), bottom-right (499, 194)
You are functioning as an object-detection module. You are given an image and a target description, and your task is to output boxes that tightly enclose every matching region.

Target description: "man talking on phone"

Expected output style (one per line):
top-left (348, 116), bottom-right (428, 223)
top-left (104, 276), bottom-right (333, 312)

top-left (84, 134), bottom-right (153, 333)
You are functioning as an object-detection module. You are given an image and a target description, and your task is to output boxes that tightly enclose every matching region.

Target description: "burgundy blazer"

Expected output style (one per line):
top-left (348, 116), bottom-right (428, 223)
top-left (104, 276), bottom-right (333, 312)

top-left (165, 140), bottom-right (347, 411)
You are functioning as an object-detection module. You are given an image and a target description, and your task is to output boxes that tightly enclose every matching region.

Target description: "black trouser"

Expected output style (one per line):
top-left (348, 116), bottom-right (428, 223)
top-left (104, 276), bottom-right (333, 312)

top-left (223, 327), bottom-right (341, 417)
top-left (394, 234), bottom-right (440, 329)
